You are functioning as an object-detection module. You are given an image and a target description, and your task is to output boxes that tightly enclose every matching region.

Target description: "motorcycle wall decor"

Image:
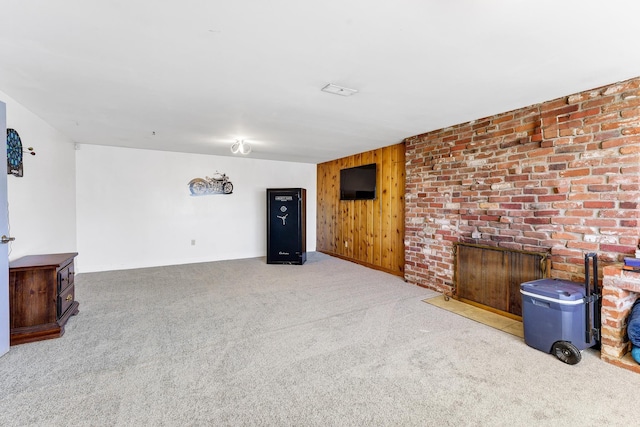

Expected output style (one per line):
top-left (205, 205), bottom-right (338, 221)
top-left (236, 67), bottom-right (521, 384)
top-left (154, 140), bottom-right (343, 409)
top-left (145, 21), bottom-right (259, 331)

top-left (188, 171), bottom-right (234, 196)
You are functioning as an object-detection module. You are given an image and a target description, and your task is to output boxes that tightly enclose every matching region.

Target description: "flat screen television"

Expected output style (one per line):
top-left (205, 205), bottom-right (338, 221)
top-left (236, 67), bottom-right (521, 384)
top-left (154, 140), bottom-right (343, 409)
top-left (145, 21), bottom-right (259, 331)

top-left (340, 163), bottom-right (377, 200)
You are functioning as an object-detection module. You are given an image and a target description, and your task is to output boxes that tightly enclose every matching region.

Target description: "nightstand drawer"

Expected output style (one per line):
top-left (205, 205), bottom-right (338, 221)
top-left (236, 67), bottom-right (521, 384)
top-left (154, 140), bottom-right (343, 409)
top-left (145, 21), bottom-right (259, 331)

top-left (58, 262), bottom-right (75, 292)
top-left (57, 283), bottom-right (75, 317)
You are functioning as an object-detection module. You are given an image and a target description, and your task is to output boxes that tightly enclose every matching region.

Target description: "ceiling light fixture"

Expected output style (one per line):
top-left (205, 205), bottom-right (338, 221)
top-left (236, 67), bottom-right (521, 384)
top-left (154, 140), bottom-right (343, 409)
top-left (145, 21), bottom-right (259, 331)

top-left (321, 83), bottom-right (358, 97)
top-left (230, 139), bottom-right (252, 155)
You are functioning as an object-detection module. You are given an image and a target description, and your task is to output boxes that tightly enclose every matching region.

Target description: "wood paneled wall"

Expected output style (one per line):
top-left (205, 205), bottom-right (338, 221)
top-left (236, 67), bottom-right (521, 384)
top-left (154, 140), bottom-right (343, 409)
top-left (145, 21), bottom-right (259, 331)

top-left (316, 143), bottom-right (405, 276)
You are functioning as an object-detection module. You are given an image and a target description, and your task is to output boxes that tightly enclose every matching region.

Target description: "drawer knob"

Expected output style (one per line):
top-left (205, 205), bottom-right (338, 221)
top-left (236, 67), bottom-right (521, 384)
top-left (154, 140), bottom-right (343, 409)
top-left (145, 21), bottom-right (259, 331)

top-left (66, 294), bottom-right (73, 302)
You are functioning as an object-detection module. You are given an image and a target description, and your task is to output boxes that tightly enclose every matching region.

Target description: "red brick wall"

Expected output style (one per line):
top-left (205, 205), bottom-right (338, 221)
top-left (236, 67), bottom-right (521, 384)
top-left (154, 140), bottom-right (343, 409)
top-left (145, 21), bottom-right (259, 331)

top-left (405, 77), bottom-right (640, 293)
top-left (601, 265), bottom-right (640, 373)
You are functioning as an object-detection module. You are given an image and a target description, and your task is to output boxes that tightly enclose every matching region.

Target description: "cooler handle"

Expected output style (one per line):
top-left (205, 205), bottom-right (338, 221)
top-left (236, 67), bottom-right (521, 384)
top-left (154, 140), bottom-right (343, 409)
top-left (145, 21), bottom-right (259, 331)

top-left (584, 253), bottom-right (600, 343)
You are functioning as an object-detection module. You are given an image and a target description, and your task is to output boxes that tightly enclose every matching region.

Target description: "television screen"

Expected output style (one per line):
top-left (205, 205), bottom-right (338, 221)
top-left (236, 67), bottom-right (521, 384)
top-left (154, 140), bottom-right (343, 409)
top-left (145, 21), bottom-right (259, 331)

top-left (340, 163), bottom-right (377, 200)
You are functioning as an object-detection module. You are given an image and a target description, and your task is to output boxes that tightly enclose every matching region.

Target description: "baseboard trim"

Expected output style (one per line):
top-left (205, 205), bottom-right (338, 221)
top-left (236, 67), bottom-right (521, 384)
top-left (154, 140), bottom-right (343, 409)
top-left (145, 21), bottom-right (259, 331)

top-left (317, 250), bottom-right (404, 278)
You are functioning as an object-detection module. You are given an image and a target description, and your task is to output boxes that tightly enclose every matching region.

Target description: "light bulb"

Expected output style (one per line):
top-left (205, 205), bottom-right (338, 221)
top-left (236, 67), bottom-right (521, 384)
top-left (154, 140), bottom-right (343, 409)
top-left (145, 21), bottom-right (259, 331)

top-left (239, 141), bottom-right (251, 154)
top-left (231, 140), bottom-right (251, 155)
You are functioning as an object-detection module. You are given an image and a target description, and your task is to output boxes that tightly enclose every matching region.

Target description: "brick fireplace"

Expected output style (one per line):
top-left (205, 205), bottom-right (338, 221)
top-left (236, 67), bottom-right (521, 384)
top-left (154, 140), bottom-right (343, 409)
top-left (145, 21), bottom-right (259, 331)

top-left (404, 76), bottom-right (640, 304)
top-left (601, 265), bottom-right (640, 373)
top-left (404, 76), bottom-right (640, 372)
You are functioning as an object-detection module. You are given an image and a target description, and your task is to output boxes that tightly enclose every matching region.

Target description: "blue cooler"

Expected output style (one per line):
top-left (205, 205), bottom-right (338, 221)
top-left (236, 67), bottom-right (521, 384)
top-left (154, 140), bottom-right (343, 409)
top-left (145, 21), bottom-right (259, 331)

top-left (519, 254), bottom-right (600, 365)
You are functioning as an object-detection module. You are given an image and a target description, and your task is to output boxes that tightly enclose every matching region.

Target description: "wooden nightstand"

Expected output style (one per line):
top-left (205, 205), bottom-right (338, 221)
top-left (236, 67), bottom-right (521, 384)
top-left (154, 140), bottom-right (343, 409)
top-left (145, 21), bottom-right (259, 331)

top-left (9, 253), bottom-right (79, 345)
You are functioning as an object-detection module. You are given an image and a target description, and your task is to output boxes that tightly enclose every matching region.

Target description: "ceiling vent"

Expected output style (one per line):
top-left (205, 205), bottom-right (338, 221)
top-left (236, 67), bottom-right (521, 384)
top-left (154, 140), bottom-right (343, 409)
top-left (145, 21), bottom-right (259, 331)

top-left (321, 83), bottom-right (358, 97)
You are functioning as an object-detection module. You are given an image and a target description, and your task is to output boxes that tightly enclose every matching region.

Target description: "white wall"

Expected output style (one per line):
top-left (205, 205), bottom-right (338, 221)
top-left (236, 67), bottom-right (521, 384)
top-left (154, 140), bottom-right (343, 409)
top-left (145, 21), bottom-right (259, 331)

top-left (76, 144), bottom-right (316, 272)
top-left (0, 90), bottom-right (77, 261)
top-left (0, 91), bottom-right (317, 273)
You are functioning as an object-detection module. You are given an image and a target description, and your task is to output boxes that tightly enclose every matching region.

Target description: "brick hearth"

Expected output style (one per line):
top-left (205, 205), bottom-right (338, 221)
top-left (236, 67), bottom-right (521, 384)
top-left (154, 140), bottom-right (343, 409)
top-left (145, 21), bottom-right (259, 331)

top-left (601, 264), bottom-right (640, 373)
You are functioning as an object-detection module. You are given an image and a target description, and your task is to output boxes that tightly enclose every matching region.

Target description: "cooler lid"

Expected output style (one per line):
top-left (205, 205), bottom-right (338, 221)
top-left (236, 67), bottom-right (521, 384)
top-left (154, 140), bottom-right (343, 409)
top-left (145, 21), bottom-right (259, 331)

top-left (520, 278), bottom-right (585, 301)
top-left (624, 257), bottom-right (640, 268)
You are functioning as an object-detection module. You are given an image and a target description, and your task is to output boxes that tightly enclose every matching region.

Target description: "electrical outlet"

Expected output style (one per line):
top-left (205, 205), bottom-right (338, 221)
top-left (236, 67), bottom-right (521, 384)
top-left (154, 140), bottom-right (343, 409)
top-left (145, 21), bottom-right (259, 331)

top-left (344, 241), bottom-right (348, 248)
top-left (191, 239), bottom-right (196, 246)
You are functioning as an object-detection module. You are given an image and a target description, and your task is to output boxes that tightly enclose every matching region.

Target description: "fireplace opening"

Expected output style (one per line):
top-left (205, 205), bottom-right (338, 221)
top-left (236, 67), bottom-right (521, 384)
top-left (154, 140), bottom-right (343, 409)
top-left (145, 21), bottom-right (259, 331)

top-left (454, 243), bottom-right (550, 318)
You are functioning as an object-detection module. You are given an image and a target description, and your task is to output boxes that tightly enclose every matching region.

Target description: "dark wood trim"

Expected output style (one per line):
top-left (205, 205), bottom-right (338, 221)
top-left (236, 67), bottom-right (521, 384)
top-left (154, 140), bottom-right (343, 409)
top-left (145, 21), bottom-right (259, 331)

top-left (318, 250), bottom-right (404, 277)
top-left (10, 323), bottom-right (63, 345)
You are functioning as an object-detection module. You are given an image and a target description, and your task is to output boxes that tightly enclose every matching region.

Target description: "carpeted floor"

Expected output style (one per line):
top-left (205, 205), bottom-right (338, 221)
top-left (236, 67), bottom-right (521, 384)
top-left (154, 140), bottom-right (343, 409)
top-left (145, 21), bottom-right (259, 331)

top-left (1, 252), bottom-right (639, 426)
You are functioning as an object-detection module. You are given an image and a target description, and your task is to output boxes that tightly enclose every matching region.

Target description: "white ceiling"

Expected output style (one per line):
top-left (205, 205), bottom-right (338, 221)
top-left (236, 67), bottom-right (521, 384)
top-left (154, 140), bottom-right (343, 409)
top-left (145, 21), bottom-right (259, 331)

top-left (1, 1), bottom-right (639, 164)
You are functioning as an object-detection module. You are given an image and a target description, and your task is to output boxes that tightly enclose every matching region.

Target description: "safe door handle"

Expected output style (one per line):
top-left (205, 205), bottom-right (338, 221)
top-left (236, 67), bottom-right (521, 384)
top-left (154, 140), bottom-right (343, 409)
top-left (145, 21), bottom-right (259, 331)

top-left (0, 235), bottom-right (15, 244)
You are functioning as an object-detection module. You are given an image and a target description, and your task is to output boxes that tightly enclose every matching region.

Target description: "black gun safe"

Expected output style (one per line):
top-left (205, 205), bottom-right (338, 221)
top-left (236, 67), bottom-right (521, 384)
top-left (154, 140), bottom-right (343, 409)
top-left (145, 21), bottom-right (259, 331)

top-left (266, 188), bottom-right (306, 265)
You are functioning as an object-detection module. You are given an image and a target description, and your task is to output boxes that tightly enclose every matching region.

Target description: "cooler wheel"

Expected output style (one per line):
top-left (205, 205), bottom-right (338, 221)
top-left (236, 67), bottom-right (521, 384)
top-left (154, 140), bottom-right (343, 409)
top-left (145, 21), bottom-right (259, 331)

top-left (552, 341), bottom-right (581, 365)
